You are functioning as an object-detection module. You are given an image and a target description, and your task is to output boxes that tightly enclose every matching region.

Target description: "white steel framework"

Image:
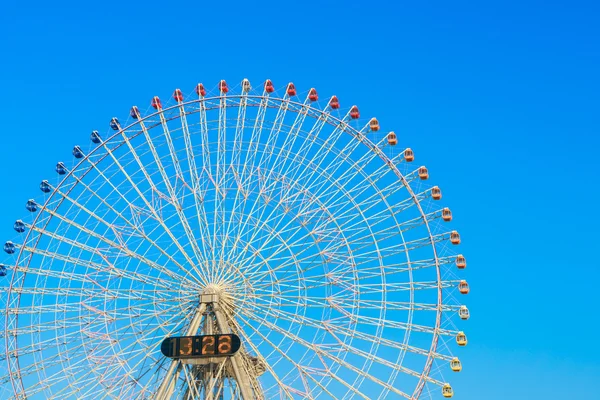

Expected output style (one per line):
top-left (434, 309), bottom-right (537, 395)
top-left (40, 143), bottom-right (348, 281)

top-left (0, 79), bottom-right (469, 399)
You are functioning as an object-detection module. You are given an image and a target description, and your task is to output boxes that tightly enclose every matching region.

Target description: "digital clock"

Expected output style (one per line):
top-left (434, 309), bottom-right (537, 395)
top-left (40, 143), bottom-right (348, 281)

top-left (160, 334), bottom-right (241, 359)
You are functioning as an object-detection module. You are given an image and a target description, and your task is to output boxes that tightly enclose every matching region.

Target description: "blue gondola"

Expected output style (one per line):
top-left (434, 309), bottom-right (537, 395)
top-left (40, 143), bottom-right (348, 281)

top-left (90, 130), bottom-right (102, 144)
top-left (110, 117), bottom-right (120, 130)
top-left (0, 264), bottom-right (7, 277)
top-left (40, 180), bottom-right (51, 193)
top-left (26, 199), bottom-right (38, 212)
top-left (14, 220), bottom-right (25, 233)
top-left (4, 242), bottom-right (15, 254)
top-left (130, 106), bottom-right (140, 120)
top-left (72, 146), bottom-right (84, 159)
top-left (56, 162), bottom-right (67, 175)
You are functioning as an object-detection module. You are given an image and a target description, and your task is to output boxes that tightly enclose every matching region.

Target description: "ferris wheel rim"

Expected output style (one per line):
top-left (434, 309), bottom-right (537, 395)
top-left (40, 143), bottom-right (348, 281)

top-left (2, 84), bottom-right (461, 399)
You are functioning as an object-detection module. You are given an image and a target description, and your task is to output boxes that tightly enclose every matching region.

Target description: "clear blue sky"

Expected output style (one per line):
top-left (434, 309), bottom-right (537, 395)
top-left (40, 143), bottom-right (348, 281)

top-left (1, 0), bottom-right (599, 398)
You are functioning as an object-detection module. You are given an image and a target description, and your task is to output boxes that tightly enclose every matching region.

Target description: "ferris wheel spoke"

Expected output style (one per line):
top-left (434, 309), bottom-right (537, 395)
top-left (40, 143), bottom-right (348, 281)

top-left (0, 330), bottom-right (80, 362)
top-left (124, 112), bottom-right (210, 281)
top-left (13, 243), bottom-right (186, 293)
top-left (234, 321), bottom-right (346, 400)
top-left (52, 164), bottom-right (204, 289)
top-left (209, 89), bottom-right (228, 278)
top-left (323, 325), bottom-right (447, 387)
top-left (228, 316), bottom-right (309, 399)
top-left (239, 203), bottom-right (352, 283)
top-left (177, 96), bottom-right (214, 267)
top-left (233, 97), bottom-right (318, 267)
top-left (266, 296), bottom-right (457, 312)
top-left (82, 309), bottom-right (192, 393)
top-left (96, 131), bottom-right (207, 285)
top-left (226, 199), bottom-right (313, 273)
top-left (256, 227), bottom-right (449, 278)
top-left (233, 156), bottom-right (391, 277)
top-left (239, 306), bottom-right (412, 399)
top-left (37, 203), bottom-right (195, 291)
top-left (194, 92), bottom-right (217, 263)
top-left (251, 255), bottom-right (453, 291)
top-left (219, 87), bottom-right (250, 281)
top-left (228, 99), bottom-right (327, 260)
top-left (2, 338), bottom-right (90, 386)
top-left (233, 133), bottom-right (329, 250)
top-left (40, 305), bottom-right (193, 398)
top-left (341, 206), bottom-right (446, 244)
top-left (264, 94), bottom-right (313, 183)
top-left (230, 175), bottom-right (342, 274)
top-left (280, 114), bottom-right (361, 200)
top-left (319, 318), bottom-right (454, 362)
top-left (253, 93), bottom-right (290, 181)
top-left (242, 300), bottom-right (458, 339)
top-left (18, 232), bottom-right (189, 293)
top-left (2, 286), bottom-right (190, 305)
top-left (225, 116), bottom-right (271, 262)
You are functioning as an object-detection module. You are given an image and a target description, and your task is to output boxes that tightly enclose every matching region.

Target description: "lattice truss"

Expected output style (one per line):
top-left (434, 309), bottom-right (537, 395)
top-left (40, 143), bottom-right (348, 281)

top-left (0, 79), bottom-right (469, 400)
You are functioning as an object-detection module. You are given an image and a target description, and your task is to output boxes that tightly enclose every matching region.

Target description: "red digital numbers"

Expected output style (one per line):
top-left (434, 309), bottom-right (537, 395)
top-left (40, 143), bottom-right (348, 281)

top-left (161, 334), bottom-right (240, 359)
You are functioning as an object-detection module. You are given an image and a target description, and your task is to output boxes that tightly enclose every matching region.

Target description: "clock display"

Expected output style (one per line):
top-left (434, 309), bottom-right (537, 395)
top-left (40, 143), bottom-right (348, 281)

top-left (160, 334), bottom-right (241, 359)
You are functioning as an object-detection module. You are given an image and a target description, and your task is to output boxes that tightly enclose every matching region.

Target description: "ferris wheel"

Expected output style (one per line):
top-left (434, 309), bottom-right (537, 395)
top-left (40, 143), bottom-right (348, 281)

top-left (1, 78), bottom-right (470, 400)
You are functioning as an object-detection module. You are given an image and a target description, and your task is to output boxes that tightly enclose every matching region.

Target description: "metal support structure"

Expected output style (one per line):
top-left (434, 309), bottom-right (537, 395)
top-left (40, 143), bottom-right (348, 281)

top-left (154, 293), bottom-right (257, 400)
top-left (155, 303), bottom-right (207, 400)
top-left (213, 305), bottom-right (253, 400)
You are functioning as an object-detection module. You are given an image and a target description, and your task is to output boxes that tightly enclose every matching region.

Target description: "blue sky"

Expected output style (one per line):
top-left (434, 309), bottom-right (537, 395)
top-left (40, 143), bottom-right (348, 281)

top-left (1, 0), bottom-right (599, 398)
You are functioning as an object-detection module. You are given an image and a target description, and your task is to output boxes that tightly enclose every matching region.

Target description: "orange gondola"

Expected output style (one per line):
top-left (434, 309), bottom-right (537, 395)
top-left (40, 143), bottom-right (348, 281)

top-left (387, 132), bottom-right (397, 146)
top-left (450, 230), bottom-right (461, 245)
top-left (369, 118), bottom-right (380, 131)
top-left (442, 207), bottom-right (452, 221)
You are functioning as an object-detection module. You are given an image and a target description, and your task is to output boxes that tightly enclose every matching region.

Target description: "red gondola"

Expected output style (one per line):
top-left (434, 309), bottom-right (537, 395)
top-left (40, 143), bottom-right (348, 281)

top-left (151, 96), bottom-right (162, 110)
top-left (219, 80), bottom-right (228, 93)
top-left (287, 82), bottom-right (296, 96)
top-left (264, 79), bottom-right (275, 93)
top-left (329, 96), bottom-right (340, 109)
top-left (196, 83), bottom-right (207, 97)
top-left (173, 89), bottom-right (184, 102)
